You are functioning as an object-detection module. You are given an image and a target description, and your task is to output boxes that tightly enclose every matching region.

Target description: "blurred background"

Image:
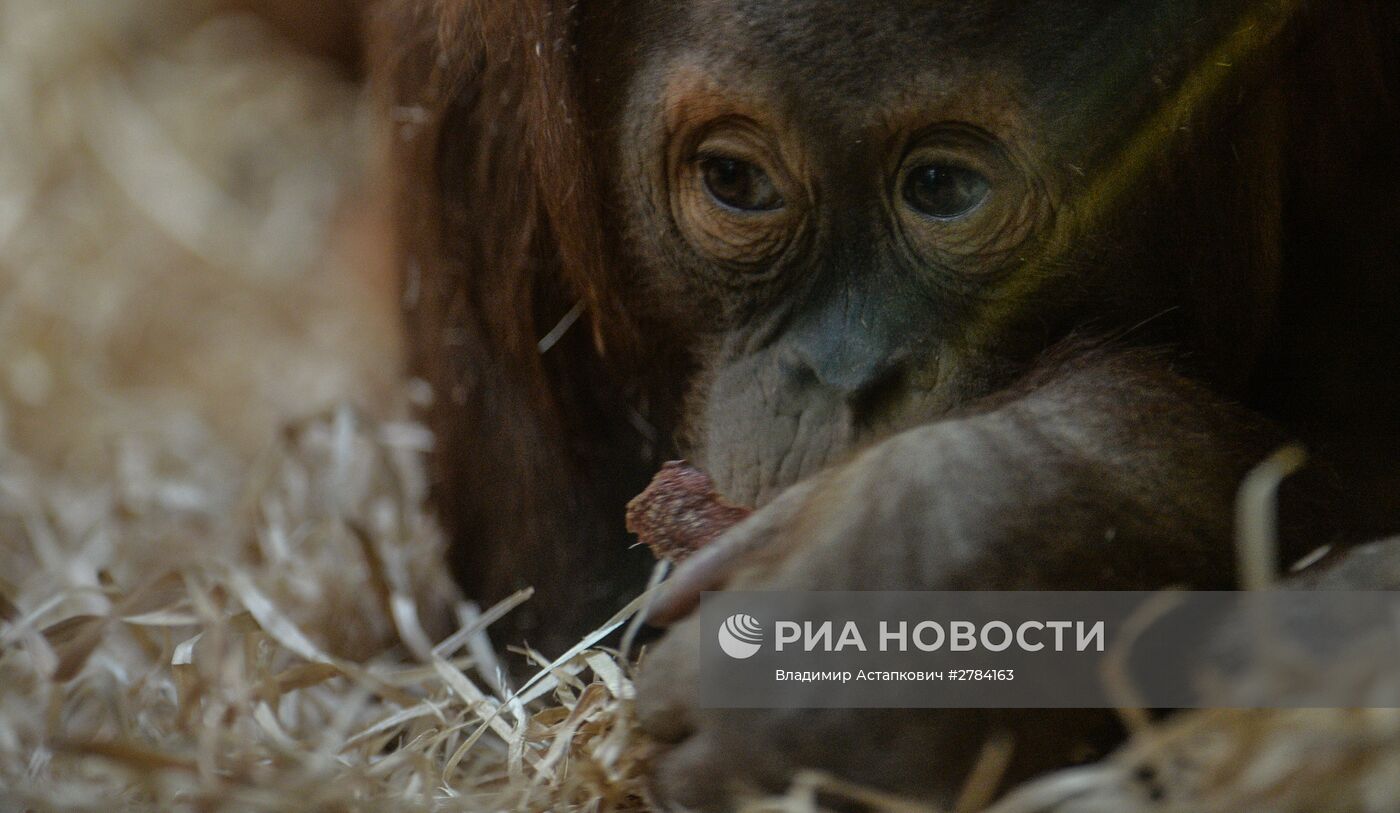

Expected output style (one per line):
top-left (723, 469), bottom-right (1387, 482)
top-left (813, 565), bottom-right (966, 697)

top-left (0, 0), bottom-right (463, 665)
top-left (1, 0), bottom-right (390, 477)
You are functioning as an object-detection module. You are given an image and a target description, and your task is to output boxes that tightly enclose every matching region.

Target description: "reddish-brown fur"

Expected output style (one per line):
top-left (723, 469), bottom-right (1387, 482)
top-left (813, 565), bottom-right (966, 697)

top-left (360, 0), bottom-right (1400, 804)
top-left (366, 0), bottom-right (671, 647)
top-left (364, 0), bottom-right (1400, 647)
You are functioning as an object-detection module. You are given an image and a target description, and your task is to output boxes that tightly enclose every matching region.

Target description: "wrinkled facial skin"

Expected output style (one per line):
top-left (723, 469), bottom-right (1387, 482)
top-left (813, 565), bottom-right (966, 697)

top-left (582, 0), bottom-right (1257, 507)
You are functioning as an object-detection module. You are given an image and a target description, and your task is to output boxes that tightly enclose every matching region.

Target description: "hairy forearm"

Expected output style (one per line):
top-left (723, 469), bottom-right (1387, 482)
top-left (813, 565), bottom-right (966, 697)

top-left (651, 348), bottom-right (1304, 621)
top-left (885, 348), bottom-right (1290, 587)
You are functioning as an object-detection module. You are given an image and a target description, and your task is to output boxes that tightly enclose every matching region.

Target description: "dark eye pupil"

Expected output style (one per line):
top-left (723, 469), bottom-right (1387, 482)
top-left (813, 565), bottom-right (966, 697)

top-left (701, 157), bottom-right (783, 212)
top-left (903, 164), bottom-right (989, 219)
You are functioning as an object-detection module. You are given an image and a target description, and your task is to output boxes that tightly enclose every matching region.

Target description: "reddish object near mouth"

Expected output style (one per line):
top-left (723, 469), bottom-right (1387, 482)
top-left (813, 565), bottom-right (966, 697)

top-left (625, 461), bottom-right (753, 563)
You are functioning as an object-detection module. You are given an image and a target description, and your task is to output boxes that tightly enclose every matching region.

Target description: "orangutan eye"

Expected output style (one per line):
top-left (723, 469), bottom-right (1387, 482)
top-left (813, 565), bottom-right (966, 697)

top-left (902, 163), bottom-right (990, 220)
top-left (699, 156), bottom-right (784, 212)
